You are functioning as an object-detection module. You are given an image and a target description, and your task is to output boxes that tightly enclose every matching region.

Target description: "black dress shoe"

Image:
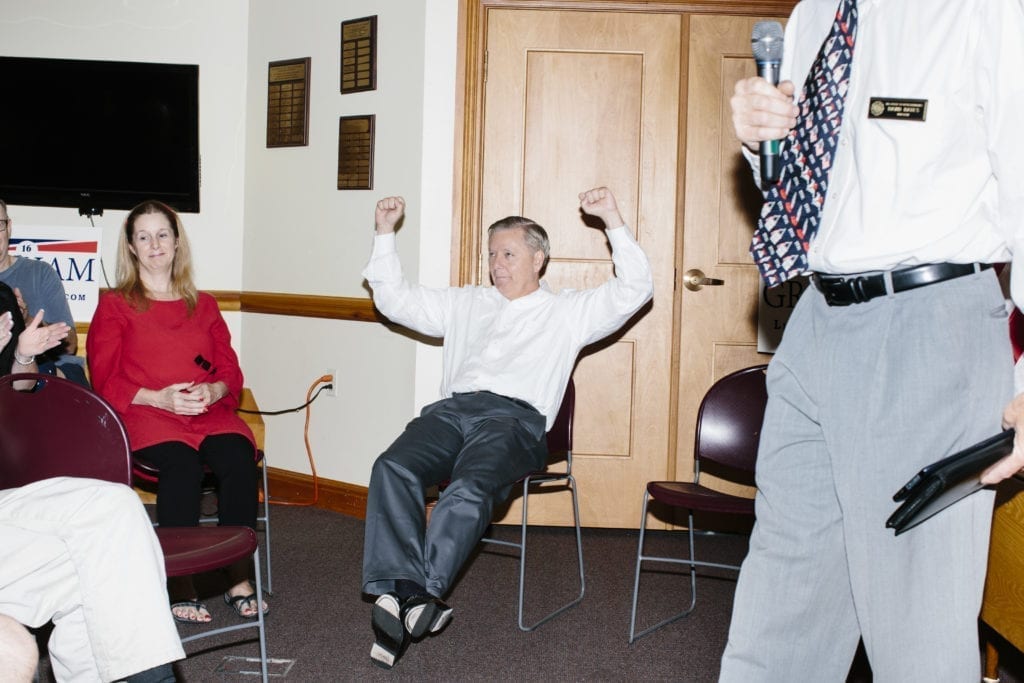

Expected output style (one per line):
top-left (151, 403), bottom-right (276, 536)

top-left (370, 593), bottom-right (408, 669)
top-left (401, 594), bottom-right (453, 639)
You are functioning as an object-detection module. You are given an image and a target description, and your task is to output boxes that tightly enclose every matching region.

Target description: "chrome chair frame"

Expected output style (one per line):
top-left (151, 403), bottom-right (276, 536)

top-left (480, 378), bottom-right (584, 631)
top-left (628, 364), bottom-right (767, 643)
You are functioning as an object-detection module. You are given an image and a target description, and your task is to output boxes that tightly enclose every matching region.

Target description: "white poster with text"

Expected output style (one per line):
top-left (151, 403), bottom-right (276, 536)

top-left (757, 275), bottom-right (808, 354)
top-left (10, 226), bottom-right (102, 322)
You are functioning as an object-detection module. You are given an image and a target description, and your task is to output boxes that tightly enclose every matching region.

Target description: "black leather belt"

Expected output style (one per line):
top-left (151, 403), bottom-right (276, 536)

top-left (811, 262), bottom-right (992, 306)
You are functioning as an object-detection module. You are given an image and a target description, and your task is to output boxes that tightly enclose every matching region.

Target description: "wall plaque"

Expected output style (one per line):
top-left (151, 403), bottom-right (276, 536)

top-left (338, 115), bottom-right (375, 190)
top-left (266, 58), bottom-right (311, 147)
top-left (341, 16), bottom-right (377, 93)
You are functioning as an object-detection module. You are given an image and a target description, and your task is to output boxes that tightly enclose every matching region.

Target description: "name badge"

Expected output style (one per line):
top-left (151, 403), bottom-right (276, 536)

top-left (868, 98), bottom-right (928, 121)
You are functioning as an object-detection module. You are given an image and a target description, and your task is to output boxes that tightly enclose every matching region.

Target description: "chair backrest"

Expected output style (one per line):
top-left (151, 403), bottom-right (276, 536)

top-left (0, 373), bottom-right (133, 489)
top-left (693, 365), bottom-right (768, 484)
top-left (545, 378), bottom-right (575, 458)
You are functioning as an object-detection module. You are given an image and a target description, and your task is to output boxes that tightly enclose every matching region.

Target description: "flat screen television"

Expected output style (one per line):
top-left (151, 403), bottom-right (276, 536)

top-left (0, 56), bottom-right (200, 214)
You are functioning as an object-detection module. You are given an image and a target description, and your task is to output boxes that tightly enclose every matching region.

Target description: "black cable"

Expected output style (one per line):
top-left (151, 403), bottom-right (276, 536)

top-left (237, 383), bottom-right (333, 416)
top-left (86, 213), bottom-right (112, 288)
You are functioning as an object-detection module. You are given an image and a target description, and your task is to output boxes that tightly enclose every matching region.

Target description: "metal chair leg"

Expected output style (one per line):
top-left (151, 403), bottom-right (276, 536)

top-left (260, 461), bottom-right (273, 594)
top-left (178, 546), bottom-right (269, 683)
top-left (253, 547), bottom-right (269, 683)
top-left (481, 472), bottom-right (585, 631)
top-left (628, 492), bottom-right (700, 644)
top-left (518, 472), bottom-right (585, 632)
top-left (628, 490), bottom-right (651, 644)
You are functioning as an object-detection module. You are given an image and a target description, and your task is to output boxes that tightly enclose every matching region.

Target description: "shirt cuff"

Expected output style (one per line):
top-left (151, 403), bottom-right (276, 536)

top-left (741, 144), bottom-right (759, 168)
top-left (373, 232), bottom-right (397, 254)
top-left (605, 224), bottom-right (630, 244)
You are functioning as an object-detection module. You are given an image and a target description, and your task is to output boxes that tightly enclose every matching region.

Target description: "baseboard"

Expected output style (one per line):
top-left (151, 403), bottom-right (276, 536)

top-left (266, 467), bottom-right (368, 520)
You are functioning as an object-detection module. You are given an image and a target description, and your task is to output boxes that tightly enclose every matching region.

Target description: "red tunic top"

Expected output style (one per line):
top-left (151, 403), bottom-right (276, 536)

top-left (87, 291), bottom-right (255, 453)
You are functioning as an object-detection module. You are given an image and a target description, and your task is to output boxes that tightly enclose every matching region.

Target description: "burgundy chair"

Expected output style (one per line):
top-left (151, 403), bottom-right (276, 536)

top-left (478, 377), bottom-right (584, 631)
top-left (628, 364), bottom-right (768, 643)
top-left (0, 374), bottom-right (269, 681)
top-left (132, 446), bottom-right (274, 594)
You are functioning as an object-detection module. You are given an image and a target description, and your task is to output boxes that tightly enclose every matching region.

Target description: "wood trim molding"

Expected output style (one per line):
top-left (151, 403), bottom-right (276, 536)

top-left (266, 467), bottom-right (368, 519)
top-left (79, 292), bottom-right (383, 331)
top-left (240, 292), bottom-right (384, 323)
top-left (91, 289), bottom-right (243, 313)
top-left (204, 290), bottom-right (241, 311)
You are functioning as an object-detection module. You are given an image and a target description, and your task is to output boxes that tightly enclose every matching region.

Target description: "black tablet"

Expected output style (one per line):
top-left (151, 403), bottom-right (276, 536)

top-left (886, 429), bottom-right (1015, 535)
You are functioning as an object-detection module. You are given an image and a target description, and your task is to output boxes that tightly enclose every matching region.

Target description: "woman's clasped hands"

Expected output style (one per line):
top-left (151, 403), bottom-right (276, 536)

top-left (152, 381), bottom-right (228, 416)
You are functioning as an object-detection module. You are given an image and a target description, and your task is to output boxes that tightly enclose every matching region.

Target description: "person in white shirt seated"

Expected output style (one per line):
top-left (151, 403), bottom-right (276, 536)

top-left (360, 186), bottom-right (653, 668)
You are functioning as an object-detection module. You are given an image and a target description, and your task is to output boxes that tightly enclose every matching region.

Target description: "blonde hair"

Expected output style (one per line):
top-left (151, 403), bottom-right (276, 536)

top-left (115, 200), bottom-right (197, 312)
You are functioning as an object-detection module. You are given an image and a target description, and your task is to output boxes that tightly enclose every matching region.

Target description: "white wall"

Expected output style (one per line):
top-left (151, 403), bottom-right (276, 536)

top-left (241, 0), bottom-right (458, 485)
top-left (0, 0), bottom-right (459, 488)
top-left (0, 1), bottom-right (250, 296)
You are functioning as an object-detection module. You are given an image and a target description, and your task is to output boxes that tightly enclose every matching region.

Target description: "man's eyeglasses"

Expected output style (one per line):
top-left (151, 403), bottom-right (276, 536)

top-left (0, 219), bottom-right (8, 232)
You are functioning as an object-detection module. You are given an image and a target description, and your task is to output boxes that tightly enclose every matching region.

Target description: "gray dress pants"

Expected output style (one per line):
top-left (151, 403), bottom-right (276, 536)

top-left (362, 391), bottom-right (547, 599)
top-left (720, 269), bottom-right (1011, 682)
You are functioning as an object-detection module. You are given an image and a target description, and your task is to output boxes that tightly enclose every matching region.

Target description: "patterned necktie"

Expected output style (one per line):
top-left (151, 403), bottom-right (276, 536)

top-left (750, 0), bottom-right (858, 287)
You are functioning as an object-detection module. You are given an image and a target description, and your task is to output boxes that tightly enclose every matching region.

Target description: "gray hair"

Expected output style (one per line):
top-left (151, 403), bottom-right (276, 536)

top-left (486, 216), bottom-right (550, 266)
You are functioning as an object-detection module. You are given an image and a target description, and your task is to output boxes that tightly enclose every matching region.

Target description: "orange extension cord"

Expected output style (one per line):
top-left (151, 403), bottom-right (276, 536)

top-left (268, 374), bottom-right (332, 507)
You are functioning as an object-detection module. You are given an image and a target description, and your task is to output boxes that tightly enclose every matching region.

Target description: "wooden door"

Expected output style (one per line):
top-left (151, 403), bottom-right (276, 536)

top-left (674, 15), bottom-right (779, 496)
top-left (479, 9), bottom-right (681, 528)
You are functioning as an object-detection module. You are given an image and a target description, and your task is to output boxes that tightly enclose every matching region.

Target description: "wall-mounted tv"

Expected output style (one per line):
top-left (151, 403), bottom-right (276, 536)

top-left (0, 56), bottom-right (200, 214)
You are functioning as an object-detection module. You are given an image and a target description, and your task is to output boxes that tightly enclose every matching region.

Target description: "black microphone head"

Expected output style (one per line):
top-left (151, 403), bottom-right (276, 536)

top-left (751, 21), bottom-right (784, 62)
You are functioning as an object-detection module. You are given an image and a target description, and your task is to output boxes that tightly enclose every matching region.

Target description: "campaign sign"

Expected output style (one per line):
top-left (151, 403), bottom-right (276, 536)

top-left (757, 275), bottom-right (808, 353)
top-left (9, 226), bottom-right (102, 322)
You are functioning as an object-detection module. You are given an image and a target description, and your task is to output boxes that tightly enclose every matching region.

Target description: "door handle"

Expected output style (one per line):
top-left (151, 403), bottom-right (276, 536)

top-left (683, 269), bottom-right (725, 292)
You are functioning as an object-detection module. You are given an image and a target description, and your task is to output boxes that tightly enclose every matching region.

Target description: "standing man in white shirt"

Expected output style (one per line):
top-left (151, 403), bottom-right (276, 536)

top-left (361, 187), bottom-right (653, 669)
top-left (722, 0), bottom-right (1024, 680)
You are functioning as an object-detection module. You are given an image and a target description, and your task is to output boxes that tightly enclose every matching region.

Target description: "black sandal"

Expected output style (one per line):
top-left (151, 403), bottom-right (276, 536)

top-left (223, 587), bottom-right (269, 619)
top-left (171, 599), bottom-right (211, 624)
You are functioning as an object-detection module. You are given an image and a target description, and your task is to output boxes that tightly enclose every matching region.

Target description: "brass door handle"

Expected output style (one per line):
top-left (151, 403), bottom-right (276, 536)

top-left (683, 269), bottom-right (725, 292)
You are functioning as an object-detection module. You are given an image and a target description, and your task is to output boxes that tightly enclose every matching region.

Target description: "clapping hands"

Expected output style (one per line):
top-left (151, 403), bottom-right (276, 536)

top-left (17, 309), bottom-right (70, 358)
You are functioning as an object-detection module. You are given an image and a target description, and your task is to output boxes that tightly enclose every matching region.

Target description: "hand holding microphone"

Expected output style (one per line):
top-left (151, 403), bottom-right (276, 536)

top-left (751, 21), bottom-right (786, 185)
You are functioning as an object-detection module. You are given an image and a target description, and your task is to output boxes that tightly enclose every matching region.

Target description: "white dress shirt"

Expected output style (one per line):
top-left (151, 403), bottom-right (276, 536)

top-left (362, 227), bottom-right (654, 429)
top-left (760, 0), bottom-right (1024, 308)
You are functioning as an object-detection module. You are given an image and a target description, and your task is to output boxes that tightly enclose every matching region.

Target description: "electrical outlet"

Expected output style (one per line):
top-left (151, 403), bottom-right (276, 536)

top-left (325, 369), bottom-right (336, 397)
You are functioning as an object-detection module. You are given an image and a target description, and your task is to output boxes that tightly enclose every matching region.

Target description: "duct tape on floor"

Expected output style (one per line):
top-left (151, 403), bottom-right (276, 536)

top-left (215, 656), bottom-right (295, 677)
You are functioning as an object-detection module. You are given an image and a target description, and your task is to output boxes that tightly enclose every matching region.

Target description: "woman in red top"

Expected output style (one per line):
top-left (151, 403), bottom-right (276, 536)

top-left (88, 200), bottom-right (264, 624)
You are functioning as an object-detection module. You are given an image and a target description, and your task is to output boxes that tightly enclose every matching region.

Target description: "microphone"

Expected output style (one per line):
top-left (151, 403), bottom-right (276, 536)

top-left (191, 354), bottom-right (217, 384)
top-left (751, 21), bottom-right (785, 185)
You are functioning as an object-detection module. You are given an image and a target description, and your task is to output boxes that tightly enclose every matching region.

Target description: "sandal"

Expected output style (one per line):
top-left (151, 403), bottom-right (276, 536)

top-left (224, 588), bottom-right (269, 619)
top-left (171, 599), bottom-right (212, 624)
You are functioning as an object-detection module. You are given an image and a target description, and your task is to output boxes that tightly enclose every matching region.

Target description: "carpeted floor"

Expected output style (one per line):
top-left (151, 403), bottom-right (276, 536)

top-left (32, 504), bottom-right (1024, 681)
top-left (168, 506), bottom-right (746, 682)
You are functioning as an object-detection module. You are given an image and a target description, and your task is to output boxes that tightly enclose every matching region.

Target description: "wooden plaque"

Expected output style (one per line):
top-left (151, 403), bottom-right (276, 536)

top-left (266, 58), bottom-right (311, 147)
top-left (341, 16), bottom-right (377, 93)
top-left (338, 115), bottom-right (375, 190)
